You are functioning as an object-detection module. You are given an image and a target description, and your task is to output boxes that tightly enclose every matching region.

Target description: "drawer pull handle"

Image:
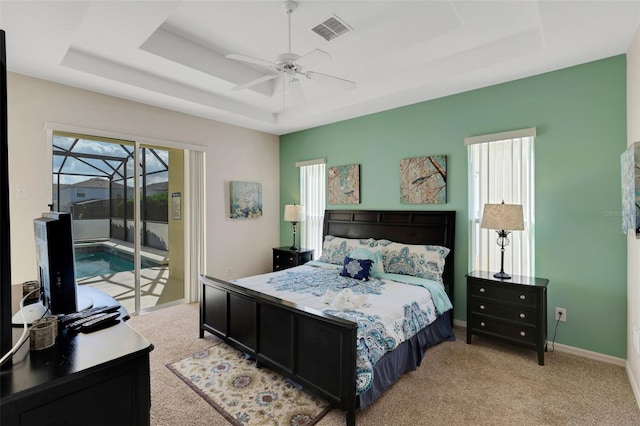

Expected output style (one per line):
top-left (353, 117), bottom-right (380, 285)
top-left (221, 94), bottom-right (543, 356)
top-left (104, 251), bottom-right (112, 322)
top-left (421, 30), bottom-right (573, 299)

top-left (289, 257), bottom-right (294, 261)
top-left (519, 294), bottom-right (526, 300)
top-left (275, 255), bottom-right (280, 259)
top-left (479, 288), bottom-right (486, 293)
top-left (520, 331), bottom-right (526, 337)
top-left (519, 313), bottom-right (526, 319)
top-left (480, 305), bottom-right (485, 310)
top-left (480, 322), bottom-right (485, 327)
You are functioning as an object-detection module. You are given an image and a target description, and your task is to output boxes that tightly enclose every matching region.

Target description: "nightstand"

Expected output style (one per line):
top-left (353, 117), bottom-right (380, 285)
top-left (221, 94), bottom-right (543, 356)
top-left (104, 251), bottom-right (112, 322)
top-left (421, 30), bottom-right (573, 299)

top-left (466, 270), bottom-right (549, 365)
top-left (272, 247), bottom-right (314, 272)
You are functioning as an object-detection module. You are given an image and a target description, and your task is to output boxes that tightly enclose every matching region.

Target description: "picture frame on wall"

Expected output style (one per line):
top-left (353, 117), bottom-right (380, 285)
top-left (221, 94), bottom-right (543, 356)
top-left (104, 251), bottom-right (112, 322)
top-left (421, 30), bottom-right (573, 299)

top-left (400, 155), bottom-right (447, 204)
top-left (328, 164), bottom-right (360, 204)
top-left (229, 181), bottom-right (263, 219)
top-left (621, 142), bottom-right (640, 237)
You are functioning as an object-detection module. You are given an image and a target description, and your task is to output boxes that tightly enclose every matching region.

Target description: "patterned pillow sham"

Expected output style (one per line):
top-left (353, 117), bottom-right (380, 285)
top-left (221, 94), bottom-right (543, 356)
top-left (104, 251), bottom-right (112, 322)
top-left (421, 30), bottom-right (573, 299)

top-left (318, 235), bottom-right (377, 265)
top-left (339, 257), bottom-right (373, 281)
top-left (376, 240), bottom-right (450, 283)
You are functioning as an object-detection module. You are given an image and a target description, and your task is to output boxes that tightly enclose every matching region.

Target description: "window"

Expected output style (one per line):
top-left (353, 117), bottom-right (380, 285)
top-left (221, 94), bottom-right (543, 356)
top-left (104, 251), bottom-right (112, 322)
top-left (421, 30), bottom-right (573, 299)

top-left (467, 128), bottom-right (535, 277)
top-left (298, 159), bottom-right (326, 257)
top-left (76, 190), bottom-right (85, 198)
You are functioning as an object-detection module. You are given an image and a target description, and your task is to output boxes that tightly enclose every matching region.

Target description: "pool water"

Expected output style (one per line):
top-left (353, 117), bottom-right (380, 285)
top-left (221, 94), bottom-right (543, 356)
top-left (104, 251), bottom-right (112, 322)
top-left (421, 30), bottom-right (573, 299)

top-left (75, 250), bottom-right (159, 278)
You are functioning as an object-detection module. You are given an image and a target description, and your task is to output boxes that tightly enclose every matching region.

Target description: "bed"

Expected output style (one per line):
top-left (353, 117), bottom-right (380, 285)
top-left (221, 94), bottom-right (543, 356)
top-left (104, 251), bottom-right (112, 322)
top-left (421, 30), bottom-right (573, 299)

top-left (199, 210), bottom-right (456, 426)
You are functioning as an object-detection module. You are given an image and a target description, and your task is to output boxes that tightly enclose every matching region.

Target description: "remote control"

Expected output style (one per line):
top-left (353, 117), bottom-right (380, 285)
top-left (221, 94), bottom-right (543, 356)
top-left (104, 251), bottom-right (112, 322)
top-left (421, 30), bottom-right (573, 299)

top-left (79, 312), bottom-right (120, 333)
top-left (66, 312), bottom-right (111, 331)
top-left (59, 305), bottom-right (121, 325)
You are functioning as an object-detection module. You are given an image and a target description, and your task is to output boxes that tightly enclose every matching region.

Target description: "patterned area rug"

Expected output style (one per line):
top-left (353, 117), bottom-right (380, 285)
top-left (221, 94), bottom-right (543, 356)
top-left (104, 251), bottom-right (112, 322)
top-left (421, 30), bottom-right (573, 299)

top-left (167, 343), bottom-right (331, 426)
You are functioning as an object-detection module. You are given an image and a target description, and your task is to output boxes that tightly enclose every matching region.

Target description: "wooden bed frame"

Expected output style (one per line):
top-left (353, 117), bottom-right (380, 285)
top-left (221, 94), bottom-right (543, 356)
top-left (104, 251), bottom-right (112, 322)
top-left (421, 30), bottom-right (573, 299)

top-left (199, 210), bottom-right (456, 426)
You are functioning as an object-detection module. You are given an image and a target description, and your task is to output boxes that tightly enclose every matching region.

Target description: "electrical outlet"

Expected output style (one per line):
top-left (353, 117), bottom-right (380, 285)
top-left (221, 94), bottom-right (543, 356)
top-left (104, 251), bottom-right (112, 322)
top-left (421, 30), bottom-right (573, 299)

top-left (555, 307), bottom-right (567, 322)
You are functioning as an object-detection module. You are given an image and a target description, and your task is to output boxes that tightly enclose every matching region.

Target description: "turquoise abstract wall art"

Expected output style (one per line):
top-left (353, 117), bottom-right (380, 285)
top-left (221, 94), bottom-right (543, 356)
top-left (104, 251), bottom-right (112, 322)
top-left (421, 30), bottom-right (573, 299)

top-left (230, 181), bottom-right (262, 219)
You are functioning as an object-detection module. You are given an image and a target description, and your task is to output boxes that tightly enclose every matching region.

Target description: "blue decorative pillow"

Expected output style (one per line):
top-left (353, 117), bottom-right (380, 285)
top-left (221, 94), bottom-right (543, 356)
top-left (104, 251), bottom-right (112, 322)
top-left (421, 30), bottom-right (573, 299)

top-left (339, 257), bottom-right (373, 281)
top-left (350, 247), bottom-right (385, 277)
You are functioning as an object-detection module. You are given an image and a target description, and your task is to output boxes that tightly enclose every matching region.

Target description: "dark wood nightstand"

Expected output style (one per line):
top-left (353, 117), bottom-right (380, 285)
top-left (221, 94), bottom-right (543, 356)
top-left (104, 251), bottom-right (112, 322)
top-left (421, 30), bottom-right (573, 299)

top-left (466, 270), bottom-right (549, 365)
top-left (272, 247), bottom-right (314, 272)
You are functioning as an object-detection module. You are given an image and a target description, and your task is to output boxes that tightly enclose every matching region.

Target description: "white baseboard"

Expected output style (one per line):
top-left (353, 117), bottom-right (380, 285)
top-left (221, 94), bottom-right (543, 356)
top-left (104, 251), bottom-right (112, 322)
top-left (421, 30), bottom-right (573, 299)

top-left (453, 320), bottom-right (626, 366)
top-left (548, 341), bottom-right (626, 367)
top-left (627, 363), bottom-right (640, 411)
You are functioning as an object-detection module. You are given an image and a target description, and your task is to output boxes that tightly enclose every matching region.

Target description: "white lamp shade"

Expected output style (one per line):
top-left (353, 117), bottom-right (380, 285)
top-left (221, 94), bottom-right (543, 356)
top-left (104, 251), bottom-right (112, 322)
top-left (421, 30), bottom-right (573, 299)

top-left (480, 203), bottom-right (524, 231)
top-left (284, 204), bottom-right (305, 222)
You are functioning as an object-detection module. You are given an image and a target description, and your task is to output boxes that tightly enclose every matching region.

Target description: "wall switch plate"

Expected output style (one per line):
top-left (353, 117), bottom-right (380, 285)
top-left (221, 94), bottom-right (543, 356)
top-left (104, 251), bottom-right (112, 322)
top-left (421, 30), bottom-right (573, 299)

top-left (555, 307), bottom-right (567, 322)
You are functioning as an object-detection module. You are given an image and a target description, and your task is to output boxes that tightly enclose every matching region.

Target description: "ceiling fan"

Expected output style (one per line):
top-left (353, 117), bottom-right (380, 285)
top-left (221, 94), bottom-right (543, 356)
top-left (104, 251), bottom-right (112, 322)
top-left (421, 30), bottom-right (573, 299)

top-left (226, 0), bottom-right (356, 105)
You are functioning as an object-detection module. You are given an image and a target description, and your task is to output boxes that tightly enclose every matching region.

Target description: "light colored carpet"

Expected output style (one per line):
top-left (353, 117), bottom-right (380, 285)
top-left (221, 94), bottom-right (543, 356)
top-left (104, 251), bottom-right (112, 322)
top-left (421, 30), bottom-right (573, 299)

top-left (127, 303), bottom-right (640, 426)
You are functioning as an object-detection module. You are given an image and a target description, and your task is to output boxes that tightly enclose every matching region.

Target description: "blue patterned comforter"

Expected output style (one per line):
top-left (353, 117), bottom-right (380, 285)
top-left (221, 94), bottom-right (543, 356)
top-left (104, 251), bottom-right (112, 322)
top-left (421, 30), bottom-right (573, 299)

top-left (231, 262), bottom-right (452, 395)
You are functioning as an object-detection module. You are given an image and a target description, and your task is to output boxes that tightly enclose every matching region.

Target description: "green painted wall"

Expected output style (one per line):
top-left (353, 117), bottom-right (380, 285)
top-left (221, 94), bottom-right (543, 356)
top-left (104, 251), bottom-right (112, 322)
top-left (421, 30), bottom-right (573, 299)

top-left (280, 55), bottom-right (627, 358)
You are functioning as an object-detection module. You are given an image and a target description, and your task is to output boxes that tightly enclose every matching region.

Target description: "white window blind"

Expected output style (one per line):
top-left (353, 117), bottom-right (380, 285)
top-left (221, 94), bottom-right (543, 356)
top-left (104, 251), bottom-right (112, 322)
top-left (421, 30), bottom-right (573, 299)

top-left (467, 129), bottom-right (535, 277)
top-left (298, 159), bottom-right (325, 257)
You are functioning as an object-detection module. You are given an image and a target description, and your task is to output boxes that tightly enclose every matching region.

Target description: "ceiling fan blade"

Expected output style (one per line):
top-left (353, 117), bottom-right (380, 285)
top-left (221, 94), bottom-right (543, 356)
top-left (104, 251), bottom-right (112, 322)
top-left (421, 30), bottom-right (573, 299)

top-left (288, 77), bottom-right (306, 104)
top-left (226, 53), bottom-right (276, 69)
top-left (297, 49), bottom-right (331, 67)
top-left (232, 74), bottom-right (278, 91)
top-left (305, 71), bottom-right (356, 90)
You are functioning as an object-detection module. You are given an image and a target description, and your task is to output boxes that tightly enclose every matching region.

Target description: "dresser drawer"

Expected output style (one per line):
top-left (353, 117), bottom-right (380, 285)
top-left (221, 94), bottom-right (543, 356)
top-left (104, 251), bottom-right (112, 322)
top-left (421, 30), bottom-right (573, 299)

top-left (471, 315), bottom-right (536, 346)
top-left (469, 297), bottom-right (537, 325)
top-left (272, 248), bottom-right (314, 272)
top-left (273, 252), bottom-right (297, 269)
top-left (469, 282), bottom-right (537, 307)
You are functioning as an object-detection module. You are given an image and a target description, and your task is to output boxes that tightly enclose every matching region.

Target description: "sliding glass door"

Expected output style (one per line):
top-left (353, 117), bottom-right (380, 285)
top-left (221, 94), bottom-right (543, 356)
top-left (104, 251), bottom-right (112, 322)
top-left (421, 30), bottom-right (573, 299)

top-left (52, 132), bottom-right (185, 314)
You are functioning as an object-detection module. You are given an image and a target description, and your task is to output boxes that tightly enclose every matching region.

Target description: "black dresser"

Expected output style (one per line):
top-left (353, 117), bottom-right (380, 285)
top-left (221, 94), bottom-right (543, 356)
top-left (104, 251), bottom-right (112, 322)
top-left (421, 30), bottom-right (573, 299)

top-left (272, 247), bottom-right (314, 271)
top-left (1, 287), bottom-right (153, 425)
top-left (466, 270), bottom-right (549, 365)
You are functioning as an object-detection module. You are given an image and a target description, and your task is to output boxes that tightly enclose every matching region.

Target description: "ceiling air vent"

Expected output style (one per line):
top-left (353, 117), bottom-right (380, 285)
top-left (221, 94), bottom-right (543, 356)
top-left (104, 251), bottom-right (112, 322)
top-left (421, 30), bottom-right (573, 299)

top-left (311, 15), bottom-right (352, 41)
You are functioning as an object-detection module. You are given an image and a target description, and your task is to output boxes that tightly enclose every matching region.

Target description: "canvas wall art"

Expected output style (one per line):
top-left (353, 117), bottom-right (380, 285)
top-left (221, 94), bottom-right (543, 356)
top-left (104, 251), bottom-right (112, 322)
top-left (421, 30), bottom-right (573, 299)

top-left (621, 142), bottom-right (640, 237)
top-left (328, 164), bottom-right (360, 204)
top-left (400, 155), bottom-right (447, 204)
top-left (229, 181), bottom-right (262, 219)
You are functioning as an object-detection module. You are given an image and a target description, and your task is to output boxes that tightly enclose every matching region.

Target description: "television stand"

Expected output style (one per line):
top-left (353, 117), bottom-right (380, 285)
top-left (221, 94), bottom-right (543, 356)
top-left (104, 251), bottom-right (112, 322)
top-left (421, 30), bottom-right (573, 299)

top-left (1, 287), bottom-right (153, 425)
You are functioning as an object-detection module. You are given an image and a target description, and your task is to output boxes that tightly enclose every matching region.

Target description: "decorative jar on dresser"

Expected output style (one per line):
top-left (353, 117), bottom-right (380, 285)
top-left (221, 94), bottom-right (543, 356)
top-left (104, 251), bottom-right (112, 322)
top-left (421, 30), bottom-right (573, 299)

top-left (466, 270), bottom-right (549, 365)
top-left (272, 247), bottom-right (314, 272)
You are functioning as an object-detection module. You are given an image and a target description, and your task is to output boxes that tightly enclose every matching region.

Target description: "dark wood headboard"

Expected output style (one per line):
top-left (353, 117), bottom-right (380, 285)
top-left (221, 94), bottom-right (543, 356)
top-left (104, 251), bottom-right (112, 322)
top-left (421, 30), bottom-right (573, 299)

top-left (323, 209), bottom-right (456, 300)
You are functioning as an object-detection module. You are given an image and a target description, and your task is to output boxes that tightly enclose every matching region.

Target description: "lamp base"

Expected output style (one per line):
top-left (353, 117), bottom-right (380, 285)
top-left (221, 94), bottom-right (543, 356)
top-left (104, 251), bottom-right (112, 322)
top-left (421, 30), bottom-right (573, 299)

top-left (493, 271), bottom-right (512, 280)
top-left (289, 245), bottom-right (299, 251)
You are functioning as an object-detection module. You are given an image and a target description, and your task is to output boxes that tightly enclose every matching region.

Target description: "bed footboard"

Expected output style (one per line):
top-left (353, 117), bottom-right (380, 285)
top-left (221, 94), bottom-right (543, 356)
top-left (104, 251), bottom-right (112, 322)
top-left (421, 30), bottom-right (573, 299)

top-left (199, 274), bottom-right (358, 426)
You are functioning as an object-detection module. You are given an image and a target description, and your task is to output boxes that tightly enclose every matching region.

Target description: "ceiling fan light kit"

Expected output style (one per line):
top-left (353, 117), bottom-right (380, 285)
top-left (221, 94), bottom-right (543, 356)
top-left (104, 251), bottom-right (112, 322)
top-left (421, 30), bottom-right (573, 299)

top-left (226, 0), bottom-right (356, 105)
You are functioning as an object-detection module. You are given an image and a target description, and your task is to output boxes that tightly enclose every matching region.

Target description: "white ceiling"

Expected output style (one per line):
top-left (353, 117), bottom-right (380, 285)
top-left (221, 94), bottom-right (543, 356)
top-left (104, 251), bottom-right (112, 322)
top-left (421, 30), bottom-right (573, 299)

top-left (1, 1), bottom-right (639, 136)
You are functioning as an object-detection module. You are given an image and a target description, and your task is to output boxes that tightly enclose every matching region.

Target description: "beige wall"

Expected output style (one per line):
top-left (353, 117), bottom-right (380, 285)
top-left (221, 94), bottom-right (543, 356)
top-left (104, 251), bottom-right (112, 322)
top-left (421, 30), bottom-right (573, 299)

top-left (167, 148), bottom-right (185, 283)
top-left (7, 72), bottom-right (279, 308)
top-left (626, 27), bottom-right (640, 406)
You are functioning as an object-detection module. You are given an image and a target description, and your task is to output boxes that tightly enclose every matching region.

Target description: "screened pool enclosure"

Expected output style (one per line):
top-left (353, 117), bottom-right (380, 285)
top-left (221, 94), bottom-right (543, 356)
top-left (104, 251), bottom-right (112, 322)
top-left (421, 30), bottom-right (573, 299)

top-left (51, 132), bottom-right (184, 313)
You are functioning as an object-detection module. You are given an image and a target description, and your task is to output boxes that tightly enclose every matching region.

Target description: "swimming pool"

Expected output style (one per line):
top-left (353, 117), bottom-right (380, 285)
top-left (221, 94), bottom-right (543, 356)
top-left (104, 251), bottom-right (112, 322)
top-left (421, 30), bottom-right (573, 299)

top-left (75, 246), bottom-right (162, 278)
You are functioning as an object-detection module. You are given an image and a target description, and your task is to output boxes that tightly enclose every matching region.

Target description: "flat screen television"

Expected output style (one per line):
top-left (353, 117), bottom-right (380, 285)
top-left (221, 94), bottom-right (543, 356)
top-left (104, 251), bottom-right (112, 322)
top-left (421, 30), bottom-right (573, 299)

top-left (12, 212), bottom-right (83, 325)
top-left (34, 212), bottom-right (78, 315)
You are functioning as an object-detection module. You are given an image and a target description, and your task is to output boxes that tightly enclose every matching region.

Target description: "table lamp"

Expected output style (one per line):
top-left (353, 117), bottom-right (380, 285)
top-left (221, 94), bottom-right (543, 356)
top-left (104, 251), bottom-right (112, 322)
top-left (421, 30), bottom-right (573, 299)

top-left (284, 204), bottom-right (305, 251)
top-left (480, 202), bottom-right (524, 279)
